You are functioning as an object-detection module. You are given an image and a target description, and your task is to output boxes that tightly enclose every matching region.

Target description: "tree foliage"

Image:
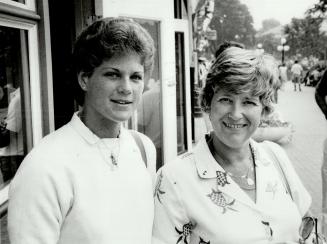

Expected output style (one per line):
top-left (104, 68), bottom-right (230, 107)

top-left (255, 33), bottom-right (281, 58)
top-left (307, 0), bottom-right (327, 16)
top-left (284, 16), bottom-right (327, 59)
top-left (205, 0), bottom-right (256, 56)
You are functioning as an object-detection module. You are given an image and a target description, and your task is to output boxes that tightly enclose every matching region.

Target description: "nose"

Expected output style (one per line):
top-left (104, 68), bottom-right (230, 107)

top-left (117, 76), bottom-right (132, 95)
top-left (228, 102), bottom-right (243, 120)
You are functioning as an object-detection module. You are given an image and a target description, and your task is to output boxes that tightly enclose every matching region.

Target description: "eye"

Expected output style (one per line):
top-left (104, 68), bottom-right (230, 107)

top-left (131, 74), bottom-right (144, 82)
top-left (218, 97), bottom-right (232, 103)
top-left (244, 100), bottom-right (258, 106)
top-left (104, 72), bottom-right (120, 79)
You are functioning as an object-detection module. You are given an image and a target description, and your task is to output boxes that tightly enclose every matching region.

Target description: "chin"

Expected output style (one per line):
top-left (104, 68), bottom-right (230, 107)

top-left (222, 136), bottom-right (248, 149)
top-left (112, 112), bottom-right (134, 122)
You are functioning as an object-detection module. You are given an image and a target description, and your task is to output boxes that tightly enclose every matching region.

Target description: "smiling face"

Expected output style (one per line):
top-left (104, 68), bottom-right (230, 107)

top-left (79, 53), bottom-right (144, 128)
top-left (209, 89), bottom-right (264, 149)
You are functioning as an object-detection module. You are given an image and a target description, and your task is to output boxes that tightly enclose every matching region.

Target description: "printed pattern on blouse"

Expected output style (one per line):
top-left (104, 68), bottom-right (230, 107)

top-left (154, 170), bottom-right (165, 203)
top-left (207, 189), bottom-right (237, 213)
top-left (265, 181), bottom-right (278, 198)
top-left (216, 171), bottom-right (230, 187)
top-left (199, 237), bottom-right (210, 243)
top-left (175, 221), bottom-right (196, 244)
top-left (261, 221), bottom-right (274, 241)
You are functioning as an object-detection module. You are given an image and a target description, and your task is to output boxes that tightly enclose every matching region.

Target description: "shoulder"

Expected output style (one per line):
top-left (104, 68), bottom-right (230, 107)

top-left (259, 140), bottom-right (286, 154)
top-left (128, 129), bottom-right (155, 153)
top-left (159, 152), bottom-right (195, 181)
top-left (32, 123), bottom-right (79, 155)
top-left (128, 129), bottom-right (157, 176)
top-left (18, 122), bottom-right (80, 171)
top-left (257, 140), bottom-right (290, 163)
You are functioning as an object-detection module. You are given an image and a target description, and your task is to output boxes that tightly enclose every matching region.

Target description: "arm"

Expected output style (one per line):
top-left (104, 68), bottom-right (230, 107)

top-left (8, 154), bottom-right (72, 244)
top-left (138, 132), bottom-right (157, 186)
top-left (265, 141), bottom-right (311, 216)
top-left (315, 71), bottom-right (327, 119)
top-left (152, 167), bottom-right (192, 244)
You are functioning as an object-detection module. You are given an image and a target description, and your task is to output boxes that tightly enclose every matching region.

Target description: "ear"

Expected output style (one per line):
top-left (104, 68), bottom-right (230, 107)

top-left (77, 72), bottom-right (89, 91)
top-left (261, 108), bottom-right (268, 120)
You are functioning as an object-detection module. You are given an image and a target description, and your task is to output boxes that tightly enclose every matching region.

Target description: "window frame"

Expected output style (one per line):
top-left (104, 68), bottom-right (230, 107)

top-left (0, 15), bottom-right (42, 206)
top-left (174, 19), bottom-right (192, 156)
top-left (0, 0), bottom-right (36, 12)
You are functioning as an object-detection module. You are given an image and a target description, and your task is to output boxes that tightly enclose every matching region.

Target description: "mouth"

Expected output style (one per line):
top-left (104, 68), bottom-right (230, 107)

top-left (223, 121), bottom-right (247, 129)
top-left (110, 99), bottom-right (132, 105)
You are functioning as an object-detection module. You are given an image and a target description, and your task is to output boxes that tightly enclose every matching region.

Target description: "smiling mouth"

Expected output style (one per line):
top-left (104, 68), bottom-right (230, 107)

top-left (111, 99), bottom-right (132, 105)
top-left (223, 122), bottom-right (247, 129)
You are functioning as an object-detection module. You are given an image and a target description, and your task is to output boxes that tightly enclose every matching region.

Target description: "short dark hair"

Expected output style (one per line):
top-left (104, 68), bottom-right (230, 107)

top-left (72, 17), bottom-right (155, 105)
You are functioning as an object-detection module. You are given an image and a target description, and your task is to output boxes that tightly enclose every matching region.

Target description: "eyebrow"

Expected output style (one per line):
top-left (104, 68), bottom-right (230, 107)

top-left (102, 67), bottom-right (144, 73)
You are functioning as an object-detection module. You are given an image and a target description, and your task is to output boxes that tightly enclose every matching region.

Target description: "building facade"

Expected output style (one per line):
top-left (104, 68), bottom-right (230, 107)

top-left (0, 1), bottom-right (200, 235)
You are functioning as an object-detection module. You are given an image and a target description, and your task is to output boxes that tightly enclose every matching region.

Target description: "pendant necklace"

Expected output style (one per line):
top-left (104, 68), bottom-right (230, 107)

top-left (226, 144), bottom-right (256, 190)
top-left (209, 137), bottom-right (256, 190)
top-left (98, 131), bottom-right (121, 170)
top-left (226, 163), bottom-right (255, 190)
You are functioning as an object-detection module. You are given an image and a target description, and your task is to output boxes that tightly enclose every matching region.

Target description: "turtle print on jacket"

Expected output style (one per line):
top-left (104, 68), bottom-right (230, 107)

top-left (175, 222), bottom-right (196, 244)
top-left (154, 170), bottom-right (165, 203)
top-left (199, 237), bottom-right (210, 243)
top-left (207, 189), bottom-right (237, 213)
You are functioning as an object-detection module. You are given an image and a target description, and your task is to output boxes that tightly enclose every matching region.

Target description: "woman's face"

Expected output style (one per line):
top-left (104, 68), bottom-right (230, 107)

top-left (209, 89), bottom-right (264, 148)
top-left (80, 53), bottom-right (144, 125)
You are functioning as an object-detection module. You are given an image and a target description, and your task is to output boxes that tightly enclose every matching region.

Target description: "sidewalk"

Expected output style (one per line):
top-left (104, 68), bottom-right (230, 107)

top-left (276, 81), bottom-right (326, 216)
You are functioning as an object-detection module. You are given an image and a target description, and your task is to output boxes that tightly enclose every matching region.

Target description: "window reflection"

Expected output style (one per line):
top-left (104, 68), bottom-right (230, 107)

top-left (0, 26), bottom-right (27, 189)
top-left (175, 32), bottom-right (188, 154)
top-left (133, 19), bottom-right (163, 170)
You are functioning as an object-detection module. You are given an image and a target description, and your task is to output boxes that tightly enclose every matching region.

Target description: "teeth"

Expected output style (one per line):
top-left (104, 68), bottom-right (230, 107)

top-left (114, 100), bottom-right (130, 104)
top-left (225, 123), bottom-right (245, 129)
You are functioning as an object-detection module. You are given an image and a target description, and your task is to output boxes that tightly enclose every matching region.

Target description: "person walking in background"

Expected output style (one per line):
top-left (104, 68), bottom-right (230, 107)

top-left (8, 17), bottom-right (157, 244)
top-left (315, 69), bottom-right (327, 237)
top-left (152, 46), bottom-right (311, 243)
top-left (291, 60), bottom-right (303, 92)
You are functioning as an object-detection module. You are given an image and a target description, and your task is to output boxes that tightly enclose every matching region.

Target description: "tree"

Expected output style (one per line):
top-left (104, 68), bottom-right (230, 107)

top-left (284, 16), bottom-right (327, 59)
top-left (307, 0), bottom-right (327, 16)
top-left (255, 33), bottom-right (281, 58)
top-left (205, 0), bottom-right (256, 57)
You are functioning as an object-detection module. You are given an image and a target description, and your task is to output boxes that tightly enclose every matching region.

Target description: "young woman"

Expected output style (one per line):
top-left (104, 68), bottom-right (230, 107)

top-left (8, 17), bottom-right (156, 244)
top-left (153, 47), bottom-right (311, 244)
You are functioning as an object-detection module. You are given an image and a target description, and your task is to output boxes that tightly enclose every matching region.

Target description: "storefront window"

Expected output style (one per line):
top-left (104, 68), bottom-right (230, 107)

top-left (175, 32), bottom-right (188, 154)
top-left (0, 26), bottom-right (29, 190)
top-left (132, 19), bottom-right (163, 170)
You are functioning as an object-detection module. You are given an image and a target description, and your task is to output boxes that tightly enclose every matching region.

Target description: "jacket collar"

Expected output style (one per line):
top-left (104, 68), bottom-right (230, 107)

top-left (193, 136), bottom-right (269, 210)
top-left (69, 112), bottom-right (125, 145)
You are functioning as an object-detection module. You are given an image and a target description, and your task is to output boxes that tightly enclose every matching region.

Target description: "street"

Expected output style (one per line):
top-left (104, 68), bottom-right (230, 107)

top-left (276, 81), bottom-right (326, 216)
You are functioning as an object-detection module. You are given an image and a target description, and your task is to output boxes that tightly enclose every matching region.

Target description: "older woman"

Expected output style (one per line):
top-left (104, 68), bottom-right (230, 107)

top-left (152, 47), bottom-right (311, 244)
top-left (8, 18), bottom-right (156, 244)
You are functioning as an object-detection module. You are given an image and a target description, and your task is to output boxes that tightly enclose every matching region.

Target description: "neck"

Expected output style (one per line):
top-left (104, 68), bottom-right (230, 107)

top-left (210, 132), bottom-right (251, 167)
top-left (79, 109), bottom-right (121, 138)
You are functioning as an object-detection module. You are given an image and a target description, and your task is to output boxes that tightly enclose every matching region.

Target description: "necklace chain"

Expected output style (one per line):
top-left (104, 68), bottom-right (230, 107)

top-left (208, 135), bottom-right (256, 190)
top-left (99, 137), bottom-right (121, 170)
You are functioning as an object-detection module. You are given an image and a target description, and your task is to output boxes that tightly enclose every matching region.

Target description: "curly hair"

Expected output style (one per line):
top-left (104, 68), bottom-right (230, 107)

top-left (72, 17), bottom-right (155, 105)
top-left (200, 46), bottom-right (280, 115)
